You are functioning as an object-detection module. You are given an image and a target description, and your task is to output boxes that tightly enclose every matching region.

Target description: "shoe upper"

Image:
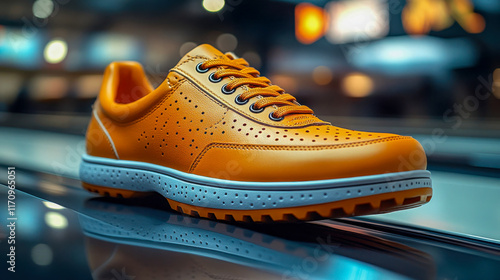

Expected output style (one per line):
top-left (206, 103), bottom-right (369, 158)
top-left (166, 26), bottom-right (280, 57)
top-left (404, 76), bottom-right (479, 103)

top-left (86, 44), bottom-right (427, 182)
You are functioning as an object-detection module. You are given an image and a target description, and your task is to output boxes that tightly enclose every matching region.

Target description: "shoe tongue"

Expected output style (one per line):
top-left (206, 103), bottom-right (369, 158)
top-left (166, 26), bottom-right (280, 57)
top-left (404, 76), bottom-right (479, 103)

top-left (179, 44), bottom-right (226, 63)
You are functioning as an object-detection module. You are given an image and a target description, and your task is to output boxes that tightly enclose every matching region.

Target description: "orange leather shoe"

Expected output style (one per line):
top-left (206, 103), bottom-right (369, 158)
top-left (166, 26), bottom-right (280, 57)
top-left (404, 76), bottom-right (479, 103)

top-left (80, 44), bottom-right (432, 222)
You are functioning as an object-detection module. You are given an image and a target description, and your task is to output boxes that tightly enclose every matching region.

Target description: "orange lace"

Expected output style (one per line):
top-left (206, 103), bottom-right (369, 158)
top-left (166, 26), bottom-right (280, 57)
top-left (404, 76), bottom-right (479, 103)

top-left (200, 57), bottom-right (314, 119)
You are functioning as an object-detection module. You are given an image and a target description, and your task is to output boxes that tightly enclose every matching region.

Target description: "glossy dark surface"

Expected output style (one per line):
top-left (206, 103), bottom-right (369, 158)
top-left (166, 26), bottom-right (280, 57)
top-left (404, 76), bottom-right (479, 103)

top-left (1, 145), bottom-right (500, 279)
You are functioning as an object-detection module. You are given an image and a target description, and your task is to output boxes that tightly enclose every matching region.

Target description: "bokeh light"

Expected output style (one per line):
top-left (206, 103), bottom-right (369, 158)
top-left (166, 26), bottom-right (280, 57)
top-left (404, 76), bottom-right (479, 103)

top-left (295, 3), bottom-right (326, 44)
top-left (493, 68), bottom-right (500, 99)
top-left (179, 41), bottom-right (197, 56)
top-left (38, 181), bottom-right (68, 196)
top-left (342, 73), bottom-right (374, 98)
top-left (44, 211), bottom-right (68, 229)
top-left (0, 73), bottom-right (23, 104)
top-left (32, 0), bottom-right (54, 19)
top-left (203, 0), bottom-right (225, 13)
top-left (462, 13), bottom-right (485, 34)
top-left (42, 201), bottom-right (65, 210)
top-left (75, 75), bottom-right (103, 98)
top-left (216, 33), bottom-right (238, 52)
top-left (43, 39), bottom-right (68, 64)
top-left (326, 0), bottom-right (389, 44)
top-left (31, 244), bottom-right (53, 266)
top-left (312, 66), bottom-right (333, 85)
top-left (29, 76), bottom-right (68, 100)
top-left (402, 0), bottom-right (485, 35)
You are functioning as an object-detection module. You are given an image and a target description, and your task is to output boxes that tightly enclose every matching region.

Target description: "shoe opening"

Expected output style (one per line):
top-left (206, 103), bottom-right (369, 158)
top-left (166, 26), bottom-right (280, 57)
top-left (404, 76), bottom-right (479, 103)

top-left (111, 62), bottom-right (154, 104)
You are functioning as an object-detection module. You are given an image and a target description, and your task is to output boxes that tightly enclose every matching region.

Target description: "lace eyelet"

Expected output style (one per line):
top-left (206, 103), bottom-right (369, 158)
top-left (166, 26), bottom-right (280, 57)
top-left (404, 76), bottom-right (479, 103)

top-left (269, 112), bottom-right (284, 122)
top-left (196, 63), bottom-right (208, 73)
top-left (209, 73), bottom-right (222, 83)
top-left (234, 94), bottom-right (248, 105)
top-left (249, 103), bottom-right (264, 113)
top-left (221, 84), bottom-right (235, 95)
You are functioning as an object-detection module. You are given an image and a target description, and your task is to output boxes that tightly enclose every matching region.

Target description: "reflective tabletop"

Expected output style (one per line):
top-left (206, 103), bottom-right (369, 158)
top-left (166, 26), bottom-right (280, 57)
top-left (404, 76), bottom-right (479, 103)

top-left (1, 127), bottom-right (500, 280)
top-left (1, 165), bottom-right (500, 280)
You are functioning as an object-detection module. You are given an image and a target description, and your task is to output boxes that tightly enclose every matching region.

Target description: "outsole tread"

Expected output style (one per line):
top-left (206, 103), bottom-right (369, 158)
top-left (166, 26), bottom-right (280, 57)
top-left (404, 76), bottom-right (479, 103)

top-left (82, 182), bottom-right (432, 222)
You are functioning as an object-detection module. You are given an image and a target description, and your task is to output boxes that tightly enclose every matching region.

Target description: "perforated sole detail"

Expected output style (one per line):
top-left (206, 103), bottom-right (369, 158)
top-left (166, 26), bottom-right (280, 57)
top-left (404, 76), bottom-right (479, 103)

top-left (80, 157), bottom-right (432, 222)
top-left (82, 184), bottom-right (431, 222)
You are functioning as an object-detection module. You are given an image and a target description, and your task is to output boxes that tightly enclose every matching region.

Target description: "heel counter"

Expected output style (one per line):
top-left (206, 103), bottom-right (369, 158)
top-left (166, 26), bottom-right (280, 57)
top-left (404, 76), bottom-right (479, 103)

top-left (85, 106), bottom-right (119, 159)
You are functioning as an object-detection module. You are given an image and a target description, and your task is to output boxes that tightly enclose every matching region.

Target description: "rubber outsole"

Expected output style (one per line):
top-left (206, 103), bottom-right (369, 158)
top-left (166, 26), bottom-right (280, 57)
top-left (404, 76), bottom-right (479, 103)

top-left (83, 182), bottom-right (432, 222)
top-left (80, 154), bottom-right (433, 222)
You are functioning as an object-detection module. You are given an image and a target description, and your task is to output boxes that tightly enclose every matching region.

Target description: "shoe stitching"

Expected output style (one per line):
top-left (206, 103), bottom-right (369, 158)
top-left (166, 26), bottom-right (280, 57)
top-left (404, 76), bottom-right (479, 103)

top-left (205, 108), bottom-right (229, 131)
top-left (166, 76), bottom-right (172, 89)
top-left (184, 79), bottom-right (226, 107)
top-left (189, 136), bottom-right (410, 172)
top-left (176, 55), bottom-right (209, 67)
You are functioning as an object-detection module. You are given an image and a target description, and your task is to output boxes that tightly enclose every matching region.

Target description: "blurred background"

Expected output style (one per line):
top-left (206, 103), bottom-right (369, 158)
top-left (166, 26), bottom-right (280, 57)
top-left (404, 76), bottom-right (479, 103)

top-left (0, 0), bottom-right (499, 125)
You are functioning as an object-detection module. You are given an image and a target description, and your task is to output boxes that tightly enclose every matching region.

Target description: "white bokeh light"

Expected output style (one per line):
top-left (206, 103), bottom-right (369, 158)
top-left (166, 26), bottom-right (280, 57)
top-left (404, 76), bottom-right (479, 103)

top-left (203, 0), bottom-right (225, 13)
top-left (44, 212), bottom-right (68, 229)
top-left (33, 0), bottom-right (54, 19)
top-left (42, 201), bottom-right (64, 210)
top-left (43, 39), bottom-right (68, 64)
top-left (31, 244), bottom-right (53, 266)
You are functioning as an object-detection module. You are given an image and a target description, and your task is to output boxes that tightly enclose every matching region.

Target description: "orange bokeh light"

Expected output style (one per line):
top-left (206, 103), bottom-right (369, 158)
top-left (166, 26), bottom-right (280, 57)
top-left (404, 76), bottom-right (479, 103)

top-left (402, 0), bottom-right (485, 36)
top-left (295, 3), bottom-right (327, 45)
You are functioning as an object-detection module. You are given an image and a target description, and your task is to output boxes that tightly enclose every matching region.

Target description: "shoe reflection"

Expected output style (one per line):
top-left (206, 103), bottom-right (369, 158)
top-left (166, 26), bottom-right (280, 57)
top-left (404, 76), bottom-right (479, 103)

top-left (79, 196), bottom-right (435, 280)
